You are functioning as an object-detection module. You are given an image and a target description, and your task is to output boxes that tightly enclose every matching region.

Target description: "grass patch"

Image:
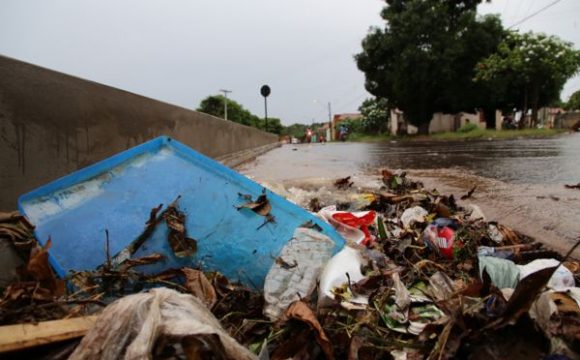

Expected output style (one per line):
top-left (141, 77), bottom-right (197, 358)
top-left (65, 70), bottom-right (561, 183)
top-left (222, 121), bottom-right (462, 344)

top-left (430, 128), bottom-right (565, 140)
top-left (344, 128), bottom-right (566, 143)
top-left (346, 132), bottom-right (396, 142)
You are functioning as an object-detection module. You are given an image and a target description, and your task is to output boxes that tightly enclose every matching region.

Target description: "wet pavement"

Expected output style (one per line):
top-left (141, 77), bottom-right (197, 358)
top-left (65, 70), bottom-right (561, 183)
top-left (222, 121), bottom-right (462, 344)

top-left (239, 133), bottom-right (580, 257)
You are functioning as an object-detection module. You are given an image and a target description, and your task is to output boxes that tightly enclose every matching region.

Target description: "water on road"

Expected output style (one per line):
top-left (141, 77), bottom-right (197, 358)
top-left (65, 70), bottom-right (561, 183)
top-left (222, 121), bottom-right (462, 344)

top-left (240, 133), bottom-right (580, 257)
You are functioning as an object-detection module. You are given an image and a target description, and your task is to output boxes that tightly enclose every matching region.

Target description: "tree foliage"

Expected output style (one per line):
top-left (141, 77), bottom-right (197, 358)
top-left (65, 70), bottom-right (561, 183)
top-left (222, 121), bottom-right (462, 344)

top-left (476, 32), bottom-right (580, 124)
top-left (565, 90), bottom-right (580, 111)
top-left (356, 0), bottom-right (503, 133)
top-left (197, 95), bottom-right (283, 134)
top-left (359, 97), bottom-right (390, 134)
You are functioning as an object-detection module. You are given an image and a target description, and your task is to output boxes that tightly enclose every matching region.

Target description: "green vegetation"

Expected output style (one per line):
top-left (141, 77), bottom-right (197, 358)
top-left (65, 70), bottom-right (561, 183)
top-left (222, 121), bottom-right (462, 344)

top-left (346, 128), bottom-right (564, 143)
top-left (476, 32), bottom-right (580, 126)
top-left (359, 97), bottom-right (389, 134)
top-left (457, 123), bottom-right (479, 133)
top-left (564, 90), bottom-right (580, 111)
top-left (356, 1), bottom-right (580, 134)
top-left (430, 128), bottom-right (565, 140)
top-left (356, 0), bottom-right (505, 133)
top-left (197, 95), bottom-right (284, 134)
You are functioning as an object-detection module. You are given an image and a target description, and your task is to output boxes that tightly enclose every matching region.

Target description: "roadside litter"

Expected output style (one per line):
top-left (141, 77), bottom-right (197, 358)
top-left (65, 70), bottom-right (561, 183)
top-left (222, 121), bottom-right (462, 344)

top-left (0, 137), bottom-right (579, 359)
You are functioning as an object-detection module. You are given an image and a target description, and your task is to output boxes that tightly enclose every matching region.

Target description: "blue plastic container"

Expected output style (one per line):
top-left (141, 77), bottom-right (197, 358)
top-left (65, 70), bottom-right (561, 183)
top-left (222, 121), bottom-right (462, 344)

top-left (18, 136), bottom-right (344, 288)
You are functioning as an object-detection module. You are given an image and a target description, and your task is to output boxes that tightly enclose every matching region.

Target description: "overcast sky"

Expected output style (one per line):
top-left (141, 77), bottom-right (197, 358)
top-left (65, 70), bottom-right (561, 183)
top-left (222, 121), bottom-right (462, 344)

top-left (0, 0), bottom-right (578, 125)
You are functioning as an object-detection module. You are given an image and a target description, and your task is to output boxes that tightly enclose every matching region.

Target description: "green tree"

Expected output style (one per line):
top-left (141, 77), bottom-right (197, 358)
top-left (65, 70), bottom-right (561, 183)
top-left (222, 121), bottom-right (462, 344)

top-left (564, 90), bottom-right (580, 111)
top-left (359, 97), bottom-right (389, 134)
top-left (355, 0), bottom-right (503, 134)
top-left (198, 95), bottom-right (284, 133)
top-left (476, 32), bottom-right (580, 126)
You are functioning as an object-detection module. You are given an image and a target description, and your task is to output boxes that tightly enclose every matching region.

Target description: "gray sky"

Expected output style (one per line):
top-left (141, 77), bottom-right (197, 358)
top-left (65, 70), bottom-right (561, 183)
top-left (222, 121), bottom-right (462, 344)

top-left (0, 0), bottom-right (578, 125)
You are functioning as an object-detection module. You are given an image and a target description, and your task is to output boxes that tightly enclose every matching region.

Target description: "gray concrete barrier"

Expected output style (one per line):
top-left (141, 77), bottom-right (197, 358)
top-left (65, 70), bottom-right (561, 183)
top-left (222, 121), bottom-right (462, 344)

top-left (0, 55), bottom-right (278, 210)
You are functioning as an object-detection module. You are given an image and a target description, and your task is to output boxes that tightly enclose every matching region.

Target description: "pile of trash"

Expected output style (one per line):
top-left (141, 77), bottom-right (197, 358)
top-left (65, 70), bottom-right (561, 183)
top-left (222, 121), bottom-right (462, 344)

top-left (1, 168), bottom-right (579, 360)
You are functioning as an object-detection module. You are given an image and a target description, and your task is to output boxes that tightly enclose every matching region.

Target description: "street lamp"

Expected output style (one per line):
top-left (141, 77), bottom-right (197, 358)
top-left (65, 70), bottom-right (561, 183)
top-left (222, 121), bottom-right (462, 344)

top-left (219, 89), bottom-right (232, 121)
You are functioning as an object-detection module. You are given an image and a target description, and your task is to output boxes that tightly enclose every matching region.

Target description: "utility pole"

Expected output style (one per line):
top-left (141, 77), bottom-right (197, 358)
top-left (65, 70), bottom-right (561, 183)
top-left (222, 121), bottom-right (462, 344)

top-left (219, 89), bottom-right (232, 121)
top-left (328, 102), bottom-right (332, 141)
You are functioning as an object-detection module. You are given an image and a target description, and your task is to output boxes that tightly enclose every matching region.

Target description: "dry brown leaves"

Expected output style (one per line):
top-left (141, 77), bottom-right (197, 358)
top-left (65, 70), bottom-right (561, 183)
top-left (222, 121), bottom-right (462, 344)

top-left (164, 205), bottom-right (197, 257)
top-left (181, 268), bottom-right (217, 309)
top-left (25, 238), bottom-right (65, 296)
top-left (282, 301), bottom-right (334, 360)
top-left (236, 192), bottom-right (272, 217)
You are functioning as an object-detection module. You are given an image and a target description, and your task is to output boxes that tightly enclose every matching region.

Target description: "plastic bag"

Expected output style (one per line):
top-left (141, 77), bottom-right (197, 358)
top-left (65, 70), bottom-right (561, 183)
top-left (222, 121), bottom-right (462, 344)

top-left (263, 227), bottom-right (336, 320)
top-left (331, 211), bottom-right (376, 246)
top-left (400, 206), bottom-right (428, 229)
top-left (518, 259), bottom-right (575, 291)
top-left (478, 256), bottom-right (520, 289)
top-left (69, 288), bottom-right (257, 360)
top-left (318, 206), bottom-right (368, 245)
top-left (318, 246), bottom-right (368, 308)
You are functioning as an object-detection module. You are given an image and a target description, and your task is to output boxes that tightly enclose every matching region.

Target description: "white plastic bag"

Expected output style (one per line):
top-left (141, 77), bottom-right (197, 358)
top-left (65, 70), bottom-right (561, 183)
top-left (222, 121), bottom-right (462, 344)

top-left (400, 206), bottom-right (428, 229)
top-left (318, 246), bottom-right (368, 308)
top-left (518, 259), bottom-right (575, 291)
top-left (263, 227), bottom-right (336, 320)
top-left (69, 288), bottom-right (257, 360)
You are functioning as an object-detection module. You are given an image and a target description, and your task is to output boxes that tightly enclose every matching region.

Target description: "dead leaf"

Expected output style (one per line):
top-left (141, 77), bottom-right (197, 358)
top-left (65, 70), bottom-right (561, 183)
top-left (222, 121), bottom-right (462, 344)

top-left (164, 205), bottom-right (197, 257)
top-left (435, 202), bottom-right (451, 218)
top-left (270, 331), bottom-right (312, 360)
top-left (283, 301), bottom-right (334, 360)
top-left (26, 238), bottom-right (65, 296)
top-left (120, 253), bottom-right (164, 270)
top-left (501, 266), bottom-right (558, 324)
top-left (334, 176), bottom-right (353, 190)
top-left (236, 190), bottom-right (272, 217)
top-left (146, 204), bottom-right (163, 225)
top-left (347, 336), bottom-right (364, 360)
top-left (460, 186), bottom-right (477, 200)
top-left (497, 224), bottom-right (520, 245)
top-left (275, 257), bottom-right (298, 270)
top-left (551, 292), bottom-right (580, 314)
top-left (181, 268), bottom-right (217, 308)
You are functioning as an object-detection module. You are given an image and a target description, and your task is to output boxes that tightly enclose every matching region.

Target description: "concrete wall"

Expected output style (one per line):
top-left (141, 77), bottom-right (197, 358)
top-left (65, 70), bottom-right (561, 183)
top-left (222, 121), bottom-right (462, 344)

top-left (554, 112), bottom-right (580, 129)
top-left (0, 55), bottom-right (278, 210)
top-left (429, 112), bottom-right (485, 133)
top-left (390, 110), bottom-right (486, 135)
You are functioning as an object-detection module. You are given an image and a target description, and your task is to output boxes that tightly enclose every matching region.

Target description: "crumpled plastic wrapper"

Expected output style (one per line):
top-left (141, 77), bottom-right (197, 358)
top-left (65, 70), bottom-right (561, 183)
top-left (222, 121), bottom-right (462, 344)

top-left (69, 287), bottom-right (257, 360)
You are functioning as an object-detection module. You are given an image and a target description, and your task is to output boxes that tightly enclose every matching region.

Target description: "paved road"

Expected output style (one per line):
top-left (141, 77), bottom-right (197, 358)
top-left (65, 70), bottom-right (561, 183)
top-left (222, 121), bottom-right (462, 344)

top-left (240, 133), bottom-right (580, 257)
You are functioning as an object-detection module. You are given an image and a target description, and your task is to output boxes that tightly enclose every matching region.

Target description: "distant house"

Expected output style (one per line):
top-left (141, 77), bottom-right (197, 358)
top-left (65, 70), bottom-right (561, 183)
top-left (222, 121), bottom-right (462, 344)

top-left (389, 109), bottom-right (488, 135)
top-left (332, 113), bottom-right (363, 140)
top-left (538, 107), bottom-right (565, 128)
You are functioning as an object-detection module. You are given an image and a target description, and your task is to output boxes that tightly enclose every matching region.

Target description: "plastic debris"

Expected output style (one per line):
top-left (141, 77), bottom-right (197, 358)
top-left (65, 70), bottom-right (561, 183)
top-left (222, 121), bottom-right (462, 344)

top-left (478, 255), bottom-right (520, 289)
top-left (422, 222), bottom-right (457, 259)
top-left (518, 259), bottom-right (576, 291)
top-left (69, 288), bottom-right (257, 360)
top-left (318, 246), bottom-right (368, 308)
top-left (400, 206), bottom-right (428, 229)
top-left (263, 227), bottom-right (335, 321)
top-left (3, 163), bottom-right (580, 359)
top-left (488, 223), bottom-right (504, 243)
top-left (467, 204), bottom-right (486, 221)
top-left (318, 206), bottom-right (367, 244)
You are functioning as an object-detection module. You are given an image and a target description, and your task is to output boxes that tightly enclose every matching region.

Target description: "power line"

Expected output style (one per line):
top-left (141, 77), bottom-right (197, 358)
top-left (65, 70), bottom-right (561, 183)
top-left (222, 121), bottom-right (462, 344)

top-left (508, 0), bottom-right (565, 29)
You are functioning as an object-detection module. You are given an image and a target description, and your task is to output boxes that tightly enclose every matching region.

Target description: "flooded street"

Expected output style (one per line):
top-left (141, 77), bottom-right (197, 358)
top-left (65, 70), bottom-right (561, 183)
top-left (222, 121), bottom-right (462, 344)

top-left (240, 133), bottom-right (580, 257)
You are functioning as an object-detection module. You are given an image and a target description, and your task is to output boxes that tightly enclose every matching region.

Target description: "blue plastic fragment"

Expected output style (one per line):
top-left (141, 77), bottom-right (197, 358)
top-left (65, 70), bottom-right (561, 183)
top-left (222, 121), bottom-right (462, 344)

top-left (18, 136), bottom-right (345, 288)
